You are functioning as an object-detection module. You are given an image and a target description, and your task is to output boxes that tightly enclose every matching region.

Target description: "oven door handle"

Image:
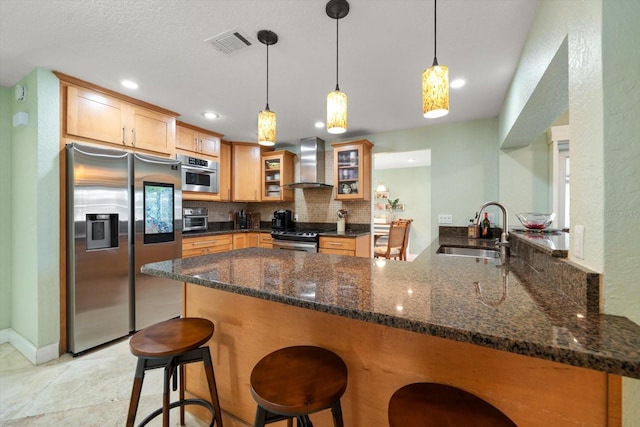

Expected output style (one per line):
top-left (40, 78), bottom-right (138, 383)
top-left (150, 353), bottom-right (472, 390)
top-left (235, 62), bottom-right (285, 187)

top-left (182, 165), bottom-right (217, 174)
top-left (272, 240), bottom-right (317, 252)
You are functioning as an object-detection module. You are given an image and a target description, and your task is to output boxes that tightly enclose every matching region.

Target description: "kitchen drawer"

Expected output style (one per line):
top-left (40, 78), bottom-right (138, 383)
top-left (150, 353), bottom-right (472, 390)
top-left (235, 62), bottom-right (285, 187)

top-left (259, 232), bottom-right (273, 248)
top-left (319, 236), bottom-right (356, 251)
top-left (320, 235), bottom-right (371, 258)
top-left (182, 234), bottom-right (233, 257)
top-left (319, 247), bottom-right (354, 257)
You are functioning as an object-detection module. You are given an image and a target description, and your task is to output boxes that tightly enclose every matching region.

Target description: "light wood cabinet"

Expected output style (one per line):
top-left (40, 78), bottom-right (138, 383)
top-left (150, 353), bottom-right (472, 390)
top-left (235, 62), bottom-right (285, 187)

top-left (182, 234), bottom-right (233, 258)
top-left (319, 235), bottom-right (371, 257)
top-left (233, 232), bottom-right (260, 249)
top-left (232, 142), bottom-right (261, 201)
top-left (261, 150), bottom-right (295, 202)
top-left (65, 84), bottom-right (175, 156)
top-left (176, 121), bottom-right (222, 157)
top-left (259, 232), bottom-right (273, 249)
top-left (217, 141), bottom-right (232, 201)
top-left (332, 139), bottom-right (373, 201)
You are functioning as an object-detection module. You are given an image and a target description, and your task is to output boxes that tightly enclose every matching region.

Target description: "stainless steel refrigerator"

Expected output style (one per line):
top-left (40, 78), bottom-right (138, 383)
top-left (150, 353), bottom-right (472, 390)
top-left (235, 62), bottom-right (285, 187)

top-left (66, 143), bottom-right (182, 355)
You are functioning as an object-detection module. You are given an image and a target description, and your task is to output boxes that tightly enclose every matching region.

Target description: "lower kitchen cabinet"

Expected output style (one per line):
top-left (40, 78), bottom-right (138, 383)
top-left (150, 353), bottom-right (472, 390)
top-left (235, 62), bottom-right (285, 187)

top-left (319, 235), bottom-right (371, 257)
top-left (182, 234), bottom-right (233, 257)
top-left (233, 232), bottom-right (260, 249)
top-left (259, 232), bottom-right (273, 249)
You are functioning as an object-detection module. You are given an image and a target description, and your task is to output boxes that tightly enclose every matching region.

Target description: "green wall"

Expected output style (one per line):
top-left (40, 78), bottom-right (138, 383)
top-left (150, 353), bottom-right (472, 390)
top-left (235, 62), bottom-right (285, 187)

top-left (0, 86), bottom-right (12, 329)
top-left (1, 68), bottom-right (60, 361)
top-left (354, 117), bottom-right (505, 243)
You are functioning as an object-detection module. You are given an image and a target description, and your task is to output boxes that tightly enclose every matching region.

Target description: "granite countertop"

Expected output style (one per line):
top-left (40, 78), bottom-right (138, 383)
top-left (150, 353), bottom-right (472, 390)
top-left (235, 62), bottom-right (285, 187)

top-left (509, 228), bottom-right (569, 257)
top-left (141, 239), bottom-right (640, 379)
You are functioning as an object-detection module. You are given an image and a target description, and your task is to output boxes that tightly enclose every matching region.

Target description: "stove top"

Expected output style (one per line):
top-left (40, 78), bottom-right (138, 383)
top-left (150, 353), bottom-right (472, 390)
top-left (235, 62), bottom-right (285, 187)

top-left (271, 230), bottom-right (319, 242)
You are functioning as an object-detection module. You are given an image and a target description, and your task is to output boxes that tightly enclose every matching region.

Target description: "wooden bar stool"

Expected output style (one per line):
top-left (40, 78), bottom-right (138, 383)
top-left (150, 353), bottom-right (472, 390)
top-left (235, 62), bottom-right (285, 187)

top-left (250, 346), bottom-right (347, 427)
top-left (388, 382), bottom-right (516, 426)
top-left (126, 317), bottom-right (223, 427)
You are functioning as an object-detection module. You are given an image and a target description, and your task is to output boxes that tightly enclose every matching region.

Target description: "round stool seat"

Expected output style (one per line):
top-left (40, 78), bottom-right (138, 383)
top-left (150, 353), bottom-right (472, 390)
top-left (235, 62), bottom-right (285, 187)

top-left (250, 346), bottom-right (347, 417)
top-left (389, 383), bottom-right (516, 427)
top-left (130, 317), bottom-right (214, 358)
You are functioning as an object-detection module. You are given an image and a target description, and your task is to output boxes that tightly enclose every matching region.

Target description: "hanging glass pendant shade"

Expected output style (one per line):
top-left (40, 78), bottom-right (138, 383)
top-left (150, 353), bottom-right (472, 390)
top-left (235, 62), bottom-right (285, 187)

top-left (326, 0), bottom-right (349, 134)
top-left (257, 30), bottom-right (278, 146)
top-left (327, 88), bottom-right (347, 134)
top-left (422, 61), bottom-right (449, 118)
top-left (423, 0), bottom-right (449, 119)
top-left (258, 108), bottom-right (276, 145)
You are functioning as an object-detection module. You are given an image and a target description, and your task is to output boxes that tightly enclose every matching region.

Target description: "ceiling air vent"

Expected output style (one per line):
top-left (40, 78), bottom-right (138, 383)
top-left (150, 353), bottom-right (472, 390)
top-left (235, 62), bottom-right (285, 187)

top-left (205, 29), bottom-right (252, 54)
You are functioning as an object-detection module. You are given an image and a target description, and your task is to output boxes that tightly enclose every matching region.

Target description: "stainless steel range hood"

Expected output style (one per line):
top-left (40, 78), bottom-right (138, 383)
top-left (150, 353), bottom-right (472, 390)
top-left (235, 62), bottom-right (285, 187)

top-left (286, 137), bottom-right (333, 189)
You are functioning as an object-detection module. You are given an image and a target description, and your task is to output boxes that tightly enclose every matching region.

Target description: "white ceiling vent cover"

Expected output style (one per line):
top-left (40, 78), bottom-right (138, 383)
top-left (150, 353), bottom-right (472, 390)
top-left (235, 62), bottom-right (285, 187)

top-left (205, 29), bottom-right (252, 54)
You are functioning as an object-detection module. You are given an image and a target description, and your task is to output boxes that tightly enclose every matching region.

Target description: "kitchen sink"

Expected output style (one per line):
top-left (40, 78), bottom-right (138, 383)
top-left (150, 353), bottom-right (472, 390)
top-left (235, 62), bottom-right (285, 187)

top-left (436, 246), bottom-right (500, 259)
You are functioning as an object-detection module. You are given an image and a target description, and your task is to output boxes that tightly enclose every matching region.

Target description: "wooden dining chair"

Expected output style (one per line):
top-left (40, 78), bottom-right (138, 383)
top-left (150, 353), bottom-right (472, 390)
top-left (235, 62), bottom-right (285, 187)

top-left (374, 219), bottom-right (411, 260)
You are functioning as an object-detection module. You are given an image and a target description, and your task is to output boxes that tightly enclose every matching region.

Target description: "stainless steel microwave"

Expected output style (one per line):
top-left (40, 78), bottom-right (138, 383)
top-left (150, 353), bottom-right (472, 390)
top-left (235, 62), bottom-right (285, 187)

top-left (176, 154), bottom-right (218, 194)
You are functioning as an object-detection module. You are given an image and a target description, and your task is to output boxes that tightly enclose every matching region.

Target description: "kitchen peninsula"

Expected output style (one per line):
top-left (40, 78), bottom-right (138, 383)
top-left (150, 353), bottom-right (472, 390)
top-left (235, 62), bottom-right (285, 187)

top-left (141, 235), bottom-right (640, 426)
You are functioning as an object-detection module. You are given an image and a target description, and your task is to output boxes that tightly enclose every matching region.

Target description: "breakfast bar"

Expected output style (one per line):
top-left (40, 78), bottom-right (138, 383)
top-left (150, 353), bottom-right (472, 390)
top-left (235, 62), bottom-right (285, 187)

top-left (141, 236), bottom-right (640, 426)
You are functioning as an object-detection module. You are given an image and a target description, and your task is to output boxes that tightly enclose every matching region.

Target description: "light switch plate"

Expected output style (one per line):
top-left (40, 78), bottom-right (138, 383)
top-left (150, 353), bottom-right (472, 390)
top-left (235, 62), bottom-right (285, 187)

top-left (438, 214), bottom-right (453, 224)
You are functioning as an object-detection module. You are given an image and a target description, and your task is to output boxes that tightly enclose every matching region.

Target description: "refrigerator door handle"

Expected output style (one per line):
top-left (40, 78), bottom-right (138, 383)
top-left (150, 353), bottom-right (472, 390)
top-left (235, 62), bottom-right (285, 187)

top-left (133, 152), bottom-right (181, 166)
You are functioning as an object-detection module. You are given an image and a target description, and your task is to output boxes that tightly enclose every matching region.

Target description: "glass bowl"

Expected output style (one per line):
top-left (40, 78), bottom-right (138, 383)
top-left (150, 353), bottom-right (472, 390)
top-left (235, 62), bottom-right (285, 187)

top-left (516, 212), bottom-right (555, 230)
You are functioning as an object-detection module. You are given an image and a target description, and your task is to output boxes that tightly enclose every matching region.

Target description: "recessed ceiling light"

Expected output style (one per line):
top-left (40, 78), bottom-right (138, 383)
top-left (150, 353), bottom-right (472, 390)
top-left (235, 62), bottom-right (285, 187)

top-left (450, 79), bottom-right (466, 89)
top-left (202, 112), bottom-right (219, 120)
top-left (408, 158), bottom-right (415, 163)
top-left (314, 121), bottom-right (324, 128)
top-left (121, 80), bottom-right (138, 89)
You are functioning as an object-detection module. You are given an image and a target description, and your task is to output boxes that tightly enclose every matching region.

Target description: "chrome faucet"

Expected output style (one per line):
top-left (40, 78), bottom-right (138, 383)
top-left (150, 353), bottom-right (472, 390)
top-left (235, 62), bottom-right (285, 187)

top-left (474, 201), bottom-right (510, 257)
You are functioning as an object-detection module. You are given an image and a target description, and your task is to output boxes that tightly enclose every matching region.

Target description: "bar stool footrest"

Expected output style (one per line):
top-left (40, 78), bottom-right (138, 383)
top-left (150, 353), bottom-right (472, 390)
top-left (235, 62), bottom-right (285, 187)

top-left (137, 398), bottom-right (216, 427)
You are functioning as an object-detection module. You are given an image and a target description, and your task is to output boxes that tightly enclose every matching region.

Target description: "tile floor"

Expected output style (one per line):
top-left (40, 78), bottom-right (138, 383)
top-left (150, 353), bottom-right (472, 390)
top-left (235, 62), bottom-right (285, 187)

top-left (0, 338), bottom-right (209, 426)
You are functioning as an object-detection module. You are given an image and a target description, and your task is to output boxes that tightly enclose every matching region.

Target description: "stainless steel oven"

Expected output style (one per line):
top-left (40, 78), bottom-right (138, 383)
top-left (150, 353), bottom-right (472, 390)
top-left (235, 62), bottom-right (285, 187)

top-left (183, 207), bottom-right (208, 232)
top-left (271, 231), bottom-right (319, 252)
top-left (177, 154), bottom-right (218, 194)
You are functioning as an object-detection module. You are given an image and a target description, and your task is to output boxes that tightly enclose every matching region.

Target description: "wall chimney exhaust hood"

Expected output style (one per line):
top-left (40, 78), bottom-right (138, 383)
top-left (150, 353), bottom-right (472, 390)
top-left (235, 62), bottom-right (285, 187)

top-left (286, 137), bottom-right (333, 189)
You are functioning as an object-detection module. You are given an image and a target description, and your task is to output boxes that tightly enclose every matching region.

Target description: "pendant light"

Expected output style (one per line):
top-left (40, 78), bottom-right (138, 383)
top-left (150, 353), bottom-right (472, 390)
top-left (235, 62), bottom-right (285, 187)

top-left (422, 0), bottom-right (449, 119)
top-left (257, 30), bottom-right (278, 146)
top-left (326, 0), bottom-right (349, 134)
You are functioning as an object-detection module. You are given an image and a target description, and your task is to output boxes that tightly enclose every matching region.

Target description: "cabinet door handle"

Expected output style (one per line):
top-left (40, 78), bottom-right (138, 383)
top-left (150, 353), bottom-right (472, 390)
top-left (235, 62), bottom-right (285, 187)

top-left (329, 242), bottom-right (344, 246)
top-left (122, 127), bottom-right (126, 145)
top-left (194, 137), bottom-right (198, 152)
top-left (131, 128), bottom-right (136, 146)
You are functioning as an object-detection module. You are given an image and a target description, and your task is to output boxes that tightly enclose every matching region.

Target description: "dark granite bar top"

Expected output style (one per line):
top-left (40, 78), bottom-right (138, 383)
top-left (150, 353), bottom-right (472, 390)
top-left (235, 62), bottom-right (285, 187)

top-left (510, 229), bottom-right (569, 257)
top-left (141, 238), bottom-right (640, 379)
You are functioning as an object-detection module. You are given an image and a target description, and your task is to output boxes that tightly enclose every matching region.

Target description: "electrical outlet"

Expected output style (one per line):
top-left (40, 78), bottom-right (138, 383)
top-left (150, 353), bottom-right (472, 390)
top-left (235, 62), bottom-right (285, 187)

top-left (574, 225), bottom-right (585, 259)
top-left (294, 213), bottom-right (299, 222)
top-left (438, 214), bottom-right (453, 224)
top-left (488, 213), bottom-right (495, 225)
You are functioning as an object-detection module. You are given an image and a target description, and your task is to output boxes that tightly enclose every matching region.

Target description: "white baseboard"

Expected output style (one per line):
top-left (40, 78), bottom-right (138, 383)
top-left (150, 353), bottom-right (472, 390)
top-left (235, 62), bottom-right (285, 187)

top-left (0, 328), bottom-right (59, 365)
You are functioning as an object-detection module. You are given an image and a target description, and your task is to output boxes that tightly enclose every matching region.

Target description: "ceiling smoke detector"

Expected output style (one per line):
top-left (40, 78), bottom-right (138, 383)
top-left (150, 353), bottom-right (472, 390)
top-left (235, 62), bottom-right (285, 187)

top-left (205, 29), bottom-right (252, 54)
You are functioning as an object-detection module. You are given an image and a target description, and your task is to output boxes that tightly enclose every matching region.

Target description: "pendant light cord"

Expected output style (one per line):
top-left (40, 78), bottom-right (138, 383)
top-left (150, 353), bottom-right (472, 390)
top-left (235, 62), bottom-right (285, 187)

top-left (265, 43), bottom-right (270, 110)
top-left (433, 0), bottom-right (439, 67)
top-left (335, 17), bottom-right (340, 91)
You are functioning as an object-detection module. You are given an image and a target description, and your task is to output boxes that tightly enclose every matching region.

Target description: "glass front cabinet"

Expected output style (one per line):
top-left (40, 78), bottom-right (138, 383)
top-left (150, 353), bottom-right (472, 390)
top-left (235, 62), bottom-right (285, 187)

top-left (332, 140), bottom-right (373, 201)
top-left (261, 150), bottom-right (295, 202)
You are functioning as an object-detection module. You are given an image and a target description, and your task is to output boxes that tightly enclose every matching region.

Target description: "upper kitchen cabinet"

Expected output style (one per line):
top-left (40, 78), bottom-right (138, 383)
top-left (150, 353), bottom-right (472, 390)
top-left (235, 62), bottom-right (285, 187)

top-left (232, 142), bottom-right (261, 202)
top-left (332, 139), bottom-right (373, 201)
top-left (176, 121), bottom-right (222, 158)
top-left (261, 150), bottom-right (295, 202)
top-left (59, 73), bottom-right (177, 156)
top-left (217, 141), bottom-right (232, 201)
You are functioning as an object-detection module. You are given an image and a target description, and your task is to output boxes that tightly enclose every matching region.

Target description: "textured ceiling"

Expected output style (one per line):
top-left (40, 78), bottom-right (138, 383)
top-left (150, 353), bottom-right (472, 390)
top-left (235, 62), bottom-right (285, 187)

top-left (0, 0), bottom-right (539, 145)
